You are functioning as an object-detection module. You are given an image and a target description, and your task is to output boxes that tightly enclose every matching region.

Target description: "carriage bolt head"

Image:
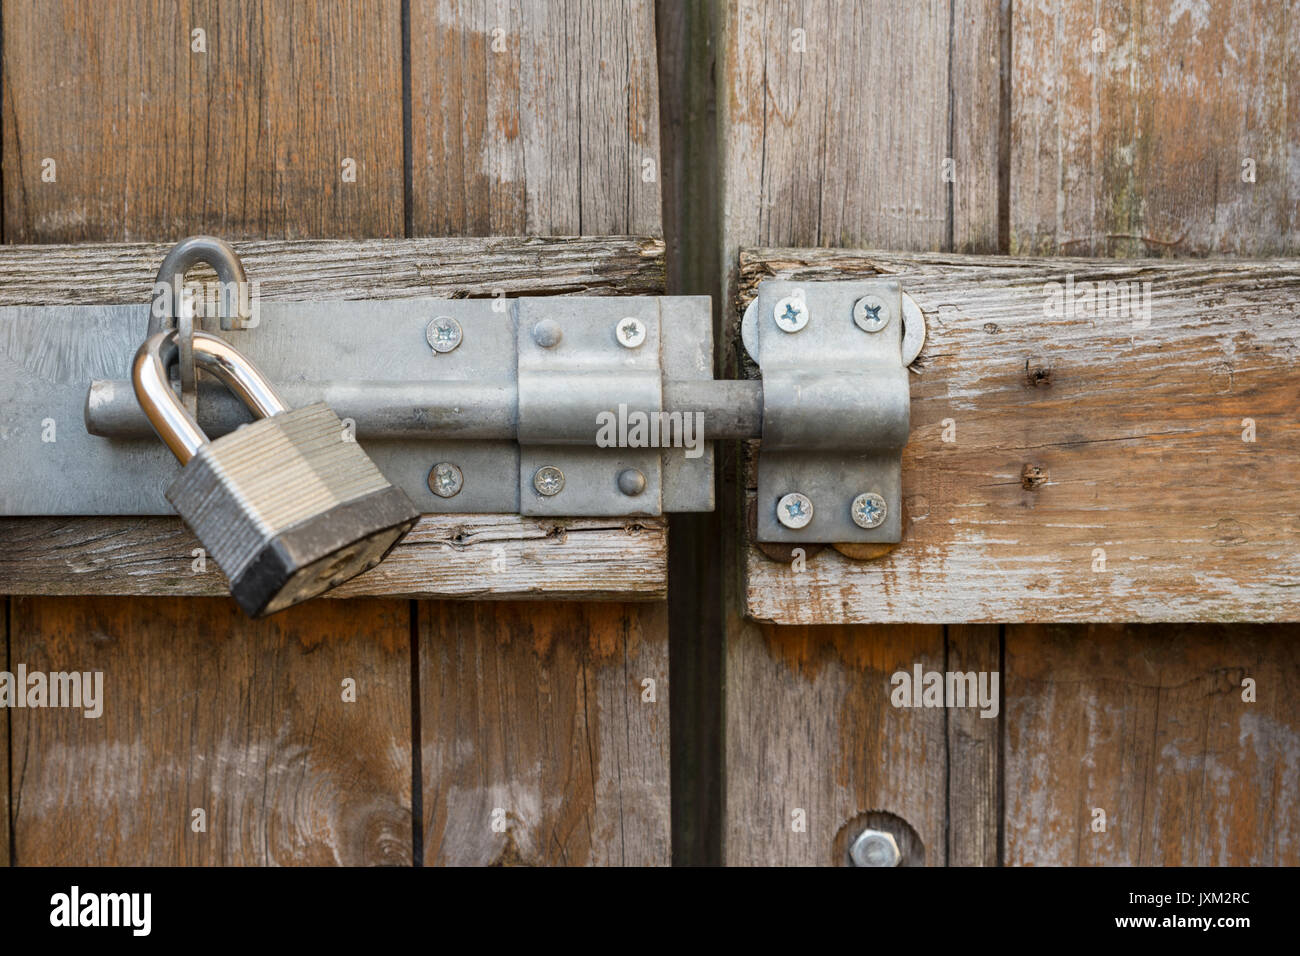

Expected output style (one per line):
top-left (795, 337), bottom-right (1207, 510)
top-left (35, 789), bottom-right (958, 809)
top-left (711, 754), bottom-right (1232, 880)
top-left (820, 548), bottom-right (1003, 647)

top-left (617, 468), bottom-right (647, 496)
top-left (532, 319), bottom-right (563, 348)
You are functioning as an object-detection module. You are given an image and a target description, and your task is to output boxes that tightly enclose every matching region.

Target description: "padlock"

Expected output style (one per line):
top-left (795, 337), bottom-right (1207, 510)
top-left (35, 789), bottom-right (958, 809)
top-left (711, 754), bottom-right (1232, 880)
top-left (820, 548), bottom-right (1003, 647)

top-left (132, 328), bottom-right (420, 617)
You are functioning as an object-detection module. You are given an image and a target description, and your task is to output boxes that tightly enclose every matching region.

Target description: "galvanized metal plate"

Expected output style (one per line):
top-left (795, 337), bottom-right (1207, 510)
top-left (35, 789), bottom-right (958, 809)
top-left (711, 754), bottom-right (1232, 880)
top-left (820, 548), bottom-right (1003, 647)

top-left (0, 296), bottom-right (713, 516)
top-left (750, 280), bottom-right (911, 544)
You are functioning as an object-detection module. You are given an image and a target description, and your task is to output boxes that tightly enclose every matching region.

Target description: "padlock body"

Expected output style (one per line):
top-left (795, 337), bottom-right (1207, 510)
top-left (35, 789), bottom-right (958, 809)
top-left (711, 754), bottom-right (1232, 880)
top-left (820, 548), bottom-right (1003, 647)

top-left (166, 402), bottom-right (419, 616)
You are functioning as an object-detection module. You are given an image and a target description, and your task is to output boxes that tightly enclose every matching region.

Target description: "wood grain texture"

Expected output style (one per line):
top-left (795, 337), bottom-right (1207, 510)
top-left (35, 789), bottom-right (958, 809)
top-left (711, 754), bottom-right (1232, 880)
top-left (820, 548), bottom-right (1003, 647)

top-left (717, 0), bottom-right (1004, 865)
top-left (0, 235), bottom-right (668, 597)
top-left (9, 596), bottom-right (412, 865)
top-left (0, 515), bottom-right (666, 600)
top-left (420, 600), bottom-right (670, 865)
top-left (410, 0), bottom-right (663, 237)
top-left (1004, 623), bottom-right (1300, 865)
top-left (1011, 0), bottom-right (1299, 257)
top-left (724, 624), bottom-right (947, 865)
top-left (741, 248), bottom-right (1300, 625)
top-left (2, 0), bottom-right (404, 242)
top-left (946, 624), bottom-right (1000, 866)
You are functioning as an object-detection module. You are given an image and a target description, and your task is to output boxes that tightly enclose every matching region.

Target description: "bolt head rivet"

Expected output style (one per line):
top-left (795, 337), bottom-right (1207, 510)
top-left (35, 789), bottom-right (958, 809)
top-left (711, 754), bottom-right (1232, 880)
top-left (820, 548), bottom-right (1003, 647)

top-left (532, 319), bottom-right (563, 348)
top-left (533, 465), bottom-right (565, 497)
top-left (426, 315), bottom-right (463, 353)
top-left (617, 468), bottom-right (647, 496)
top-left (428, 462), bottom-right (464, 498)
top-left (849, 829), bottom-right (901, 867)
top-left (776, 492), bottom-right (814, 529)
top-left (853, 294), bottom-right (891, 333)
top-left (851, 492), bottom-right (888, 529)
top-left (773, 295), bottom-right (809, 333)
top-left (616, 316), bottom-right (647, 348)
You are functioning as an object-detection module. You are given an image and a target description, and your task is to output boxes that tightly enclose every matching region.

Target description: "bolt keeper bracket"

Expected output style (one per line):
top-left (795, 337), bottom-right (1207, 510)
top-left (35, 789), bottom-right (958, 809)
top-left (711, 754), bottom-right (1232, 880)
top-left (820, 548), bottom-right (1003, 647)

top-left (742, 279), bottom-right (919, 545)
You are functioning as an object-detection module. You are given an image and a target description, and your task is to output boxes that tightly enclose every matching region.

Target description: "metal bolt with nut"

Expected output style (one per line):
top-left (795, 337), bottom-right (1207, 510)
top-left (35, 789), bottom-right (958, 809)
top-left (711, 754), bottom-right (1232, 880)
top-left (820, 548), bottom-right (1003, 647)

top-left (849, 828), bottom-right (901, 867)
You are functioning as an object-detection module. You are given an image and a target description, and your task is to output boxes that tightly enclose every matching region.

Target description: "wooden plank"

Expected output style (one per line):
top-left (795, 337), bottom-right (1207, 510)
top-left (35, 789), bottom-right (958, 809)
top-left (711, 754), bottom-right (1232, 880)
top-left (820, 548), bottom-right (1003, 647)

top-left (1, 1), bottom-right (413, 867)
top-left (420, 600), bottom-right (670, 865)
top-left (410, 0), bottom-right (662, 237)
top-left (9, 596), bottom-right (412, 864)
top-left (1004, 623), bottom-right (1300, 865)
top-left (724, 623), bottom-right (947, 865)
top-left (1, 0), bottom-right (404, 242)
top-left (717, 0), bottom-right (1004, 865)
top-left (740, 248), bottom-right (1300, 625)
top-left (946, 624), bottom-right (1000, 866)
top-left (1011, 0), bottom-right (1299, 257)
top-left (0, 236), bottom-right (668, 598)
top-left (0, 514), bottom-right (666, 600)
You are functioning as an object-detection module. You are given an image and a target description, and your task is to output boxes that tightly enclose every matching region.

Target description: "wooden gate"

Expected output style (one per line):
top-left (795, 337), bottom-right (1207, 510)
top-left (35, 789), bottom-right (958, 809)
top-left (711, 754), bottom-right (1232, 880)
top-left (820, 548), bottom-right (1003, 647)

top-left (1, 0), bottom-right (1296, 867)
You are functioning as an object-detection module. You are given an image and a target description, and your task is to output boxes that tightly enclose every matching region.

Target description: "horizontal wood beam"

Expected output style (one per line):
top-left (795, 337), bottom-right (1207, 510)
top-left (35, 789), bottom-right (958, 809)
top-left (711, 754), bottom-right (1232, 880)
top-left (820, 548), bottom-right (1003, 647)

top-left (0, 236), bottom-right (667, 600)
top-left (740, 247), bottom-right (1300, 624)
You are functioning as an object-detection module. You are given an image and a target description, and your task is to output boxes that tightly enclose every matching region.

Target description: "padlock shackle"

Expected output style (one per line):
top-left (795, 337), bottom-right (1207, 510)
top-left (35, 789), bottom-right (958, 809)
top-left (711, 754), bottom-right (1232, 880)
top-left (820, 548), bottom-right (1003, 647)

top-left (133, 330), bottom-right (289, 465)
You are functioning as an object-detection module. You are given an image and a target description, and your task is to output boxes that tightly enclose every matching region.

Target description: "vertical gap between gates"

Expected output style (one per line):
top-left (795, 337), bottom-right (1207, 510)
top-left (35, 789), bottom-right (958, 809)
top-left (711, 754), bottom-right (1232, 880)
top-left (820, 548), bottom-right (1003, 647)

top-left (409, 601), bottom-right (424, 866)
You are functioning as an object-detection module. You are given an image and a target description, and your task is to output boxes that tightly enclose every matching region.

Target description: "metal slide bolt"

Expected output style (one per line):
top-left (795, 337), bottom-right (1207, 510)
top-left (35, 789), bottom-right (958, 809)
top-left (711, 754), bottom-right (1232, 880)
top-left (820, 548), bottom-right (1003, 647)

top-left (849, 829), bottom-right (901, 867)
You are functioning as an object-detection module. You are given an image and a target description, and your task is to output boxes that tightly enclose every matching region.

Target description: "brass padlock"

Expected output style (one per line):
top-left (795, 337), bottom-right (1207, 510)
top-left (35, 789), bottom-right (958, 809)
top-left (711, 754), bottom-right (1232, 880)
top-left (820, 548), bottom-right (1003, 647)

top-left (133, 328), bottom-right (419, 617)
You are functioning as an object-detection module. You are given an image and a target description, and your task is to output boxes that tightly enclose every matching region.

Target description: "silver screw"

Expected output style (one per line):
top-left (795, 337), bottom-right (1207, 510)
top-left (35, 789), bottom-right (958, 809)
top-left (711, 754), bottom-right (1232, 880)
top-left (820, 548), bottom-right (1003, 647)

top-left (776, 492), bottom-right (814, 529)
top-left (533, 465), bottom-right (565, 497)
top-left (849, 829), bottom-right (901, 867)
top-left (428, 462), bottom-right (463, 498)
top-left (617, 468), bottom-right (646, 496)
top-left (851, 492), bottom-right (888, 529)
top-left (532, 319), bottom-right (563, 348)
top-left (853, 294), bottom-right (891, 333)
top-left (616, 316), bottom-right (647, 348)
top-left (773, 295), bottom-right (809, 333)
top-left (426, 315), bottom-right (463, 353)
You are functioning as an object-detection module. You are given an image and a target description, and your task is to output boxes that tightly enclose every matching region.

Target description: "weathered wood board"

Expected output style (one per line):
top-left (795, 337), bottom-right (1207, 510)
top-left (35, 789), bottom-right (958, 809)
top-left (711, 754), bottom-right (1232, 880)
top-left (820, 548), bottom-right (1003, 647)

top-left (741, 248), bottom-right (1300, 625)
top-left (717, 0), bottom-right (1003, 866)
top-left (1004, 623), bottom-right (1300, 865)
top-left (410, 0), bottom-right (663, 237)
top-left (2, 0), bottom-right (405, 243)
top-left (420, 601), bottom-right (670, 865)
top-left (1011, 0), bottom-right (1299, 257)
top-left (9, 596), bottom-right (413, 865)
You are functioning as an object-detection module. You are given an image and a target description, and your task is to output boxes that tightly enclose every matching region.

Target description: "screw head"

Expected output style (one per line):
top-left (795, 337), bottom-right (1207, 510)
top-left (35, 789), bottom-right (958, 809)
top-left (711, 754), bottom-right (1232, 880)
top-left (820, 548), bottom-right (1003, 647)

top-left (851, 492), bottom-right (888, 529)
top-left (533, 465), bottom-right (565, 497)
top-left (849, 829), bottom-right (901, 867)
top-left (428, 462), bottom-right (463, 498)
top-left (426, 315), bottom-right (463, 353)
top-left (616, 316), bottom-right (647, 348)
top-left (617, 468), bottom-right (647, 496)
top-left (853, 294), bottom-right (892, 333)
top-left (776, 492), bottom-right (814, 529)
top-left (773, 295), bottom-right (809, 333)
top-left (532, 319), bottom-right (563, 348)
